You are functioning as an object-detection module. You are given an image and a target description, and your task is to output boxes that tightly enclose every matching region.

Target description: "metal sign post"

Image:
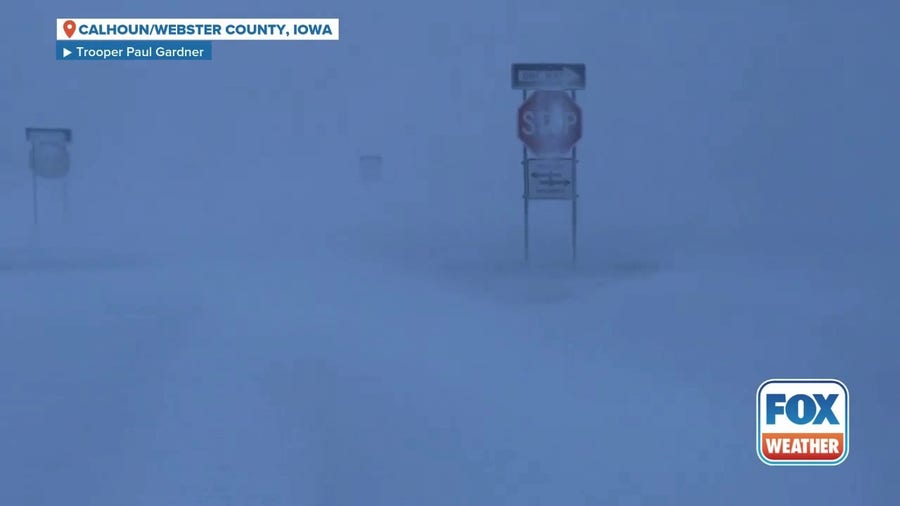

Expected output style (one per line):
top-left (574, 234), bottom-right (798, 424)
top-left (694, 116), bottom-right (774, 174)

top-left (521, 89), bottom-right (529, 262)
top-left (513, 64), bottom-right (585, 264)
top-left (571, 89), bottom-right (578, 264)
top-left (25, 127), bottom-right (72, 228)
top-left (63, 180), bottom-right (69, 221)
top-left (31, 171), bottom-right (39, 226)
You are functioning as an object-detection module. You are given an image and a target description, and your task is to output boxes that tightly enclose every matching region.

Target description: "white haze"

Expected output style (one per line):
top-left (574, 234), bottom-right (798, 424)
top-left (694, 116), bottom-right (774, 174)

top-left (1, 1), bottom-right (899, 504)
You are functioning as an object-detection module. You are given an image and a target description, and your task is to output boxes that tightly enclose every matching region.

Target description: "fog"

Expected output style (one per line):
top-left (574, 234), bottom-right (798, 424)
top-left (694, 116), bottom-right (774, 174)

top-left (2, 1), bottom-right (899, 504)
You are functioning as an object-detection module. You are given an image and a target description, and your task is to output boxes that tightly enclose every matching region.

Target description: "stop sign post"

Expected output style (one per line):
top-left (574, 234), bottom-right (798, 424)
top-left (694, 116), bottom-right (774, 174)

top-left (513, 63), bottom-right (585, 264)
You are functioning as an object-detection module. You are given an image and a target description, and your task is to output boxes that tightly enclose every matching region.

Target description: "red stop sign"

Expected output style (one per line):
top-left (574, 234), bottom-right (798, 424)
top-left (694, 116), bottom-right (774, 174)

top-left (517, 90), bottom-right (582, 155)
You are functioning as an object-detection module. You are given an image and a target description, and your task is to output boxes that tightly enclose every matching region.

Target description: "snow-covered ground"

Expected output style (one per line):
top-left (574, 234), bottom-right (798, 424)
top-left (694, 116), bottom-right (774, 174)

top-left (1, 175), bottom-right (897, 504)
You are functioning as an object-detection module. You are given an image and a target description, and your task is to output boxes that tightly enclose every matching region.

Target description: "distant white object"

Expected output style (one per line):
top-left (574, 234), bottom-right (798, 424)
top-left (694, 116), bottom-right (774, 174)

top-left (26, 127), bottom-right (72, 178)
top-left (359, 154), bottom-right (382, 182)
top-left (527, 158), bottom-right (574, 200)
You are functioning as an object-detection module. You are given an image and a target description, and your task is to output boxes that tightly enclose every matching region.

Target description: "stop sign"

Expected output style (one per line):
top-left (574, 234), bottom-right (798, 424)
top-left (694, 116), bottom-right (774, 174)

top-left (517, 90), bottom-right (582, 155)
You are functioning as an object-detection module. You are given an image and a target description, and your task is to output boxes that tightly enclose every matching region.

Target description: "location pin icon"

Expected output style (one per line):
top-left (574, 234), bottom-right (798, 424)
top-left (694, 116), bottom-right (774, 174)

top-left (63, 20), bottom-right (76, 38)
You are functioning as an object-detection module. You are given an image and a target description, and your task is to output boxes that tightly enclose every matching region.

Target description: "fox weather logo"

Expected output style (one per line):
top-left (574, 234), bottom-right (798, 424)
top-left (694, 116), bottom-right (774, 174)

top-left (756, 379), bottom-right (849, 466)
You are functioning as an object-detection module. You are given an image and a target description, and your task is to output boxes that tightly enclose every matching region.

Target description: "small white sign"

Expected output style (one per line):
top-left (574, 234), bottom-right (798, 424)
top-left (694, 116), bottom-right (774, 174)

top-left (32, 143), bottom-right (69, 177)
top-left (527, 158), bottom-right (574, 200)
top-left (511, 63), bottom-right (586, 90)
top-left (26, 128), bottom-right (71, 144)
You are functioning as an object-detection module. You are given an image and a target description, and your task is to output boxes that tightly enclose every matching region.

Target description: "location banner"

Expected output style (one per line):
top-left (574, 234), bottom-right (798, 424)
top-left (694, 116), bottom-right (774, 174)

top-left (54, 18), bottom-right (339, 62)
top-left (56, 18), bottom-right (339, 41)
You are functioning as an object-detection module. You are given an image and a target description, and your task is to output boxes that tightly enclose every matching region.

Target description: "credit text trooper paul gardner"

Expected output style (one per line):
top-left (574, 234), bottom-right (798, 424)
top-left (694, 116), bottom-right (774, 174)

top-left (74, 45), bottom-right (207, 59)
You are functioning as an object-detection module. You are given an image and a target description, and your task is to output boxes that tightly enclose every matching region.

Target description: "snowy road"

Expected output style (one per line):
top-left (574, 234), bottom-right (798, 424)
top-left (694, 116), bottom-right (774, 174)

top-left (2, 229), bottom-right (897, 504)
